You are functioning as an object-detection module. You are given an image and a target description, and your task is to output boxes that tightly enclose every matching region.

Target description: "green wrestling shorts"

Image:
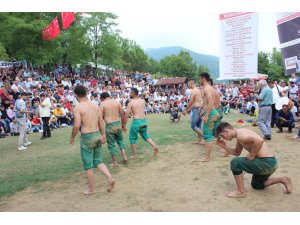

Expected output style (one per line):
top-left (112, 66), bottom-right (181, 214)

top-left (216, 106), bottom-right (223, 121)
top-left (230, 156), bottom-right (278, 190)
top-left (80, 131), bottom-right (102, 170)
top-left (105, 121), bottom-right (126, 156)
top-left (203, 108), bottom-right (220, 142)
top-left (129, 118), bottom-right (150, 144)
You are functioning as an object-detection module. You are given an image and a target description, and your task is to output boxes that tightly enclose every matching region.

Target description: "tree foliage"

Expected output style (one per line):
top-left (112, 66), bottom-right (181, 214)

top-left (258, 48), bottom-right (286, 81)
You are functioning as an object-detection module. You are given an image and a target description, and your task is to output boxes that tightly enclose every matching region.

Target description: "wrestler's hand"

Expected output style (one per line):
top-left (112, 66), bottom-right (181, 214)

top-left (216, 140), bottom-right (226, 149)
top-left (100, 135), bottom-right (107, 144)
top-left (203, 115), bottom-right (208, 123)
top-left (69, 137), bottom-right (74, 145)
top-left (246, 153), bottom-right (255, 160)
top-left (122, 124), bottom-right (127, 132)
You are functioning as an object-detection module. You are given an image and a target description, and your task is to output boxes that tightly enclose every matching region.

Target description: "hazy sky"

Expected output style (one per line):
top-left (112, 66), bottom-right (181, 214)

top-left (117, 12), bottom-right (279, 56)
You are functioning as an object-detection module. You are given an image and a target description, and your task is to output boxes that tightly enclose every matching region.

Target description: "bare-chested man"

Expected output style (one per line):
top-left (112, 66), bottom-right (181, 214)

top-left (216, 122), bottom-right (292, 198)
top-left (185, 79), bottom-right (204, 145)
top-left (100, 92), bottom-right (127, 167)
top-left (123, 88), bottom-right (158, 159)
top-left (200, 72), bottom-right (220, 162)
top-left (70, 85), bottom-right (115, 195)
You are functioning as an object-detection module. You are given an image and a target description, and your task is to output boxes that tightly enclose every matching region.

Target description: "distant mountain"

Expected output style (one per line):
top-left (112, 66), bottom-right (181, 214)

top-left (145, 46), bottom-right (219, 79)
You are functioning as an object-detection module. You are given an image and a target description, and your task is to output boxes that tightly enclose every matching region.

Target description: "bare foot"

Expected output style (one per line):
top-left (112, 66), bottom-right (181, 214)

top-left (226, 190), bottom-right (246, 198)
top-left (200, 158), bottom-right (210, 162)
top-left (282, 176), bottom-right (292, 194)
top-left (107, 179), bottom-right (115, 192)
top-left (131, 155), bottom-right (137, 160)
top-left (109, 163), bottom-right (119, 168)
top-left (83, 190), bottom-right (96, 195)
top-left (153, 147), bottom-right (159, 157)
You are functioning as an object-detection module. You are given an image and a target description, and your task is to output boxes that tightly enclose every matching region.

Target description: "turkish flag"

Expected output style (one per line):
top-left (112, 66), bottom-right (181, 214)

top-left (61, 12), bottom-right (75, 30)
top-left (42, 17), bottom-right (61, 40)
top-left (50, 17), bottom-right (61, 39)
top-left (42, 24), bottom-right (52, 41)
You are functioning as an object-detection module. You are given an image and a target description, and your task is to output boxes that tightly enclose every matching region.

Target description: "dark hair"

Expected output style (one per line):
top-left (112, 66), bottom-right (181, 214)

top-left (282, 104), bottom-right (289, 108)
top-left (131, 88), bottom-right (139, 96)
top-left (40, 93), bottom-right (46, 97)
top-left (21, 92), bottom-right (28, 96)
top-left (188, 78), bottom-right (195, 82)
top-left (199, 72), bottom-right (210, 82)
top-left (100, 92), bottom-right (110, 99)
top-left (209, 79), bottom-right (213, 85)
top-left (216, 122), bottom-right (234, 136)
top-left (74, 85), bottom-right (86, 97)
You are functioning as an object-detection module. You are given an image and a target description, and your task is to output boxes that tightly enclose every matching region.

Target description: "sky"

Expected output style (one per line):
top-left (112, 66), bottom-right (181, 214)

top-left (117, 12), bottom-right (279, 57)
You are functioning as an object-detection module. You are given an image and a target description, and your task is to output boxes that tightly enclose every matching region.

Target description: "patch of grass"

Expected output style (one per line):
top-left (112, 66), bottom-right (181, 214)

top-left (0, 112), bottom-right (247, 199)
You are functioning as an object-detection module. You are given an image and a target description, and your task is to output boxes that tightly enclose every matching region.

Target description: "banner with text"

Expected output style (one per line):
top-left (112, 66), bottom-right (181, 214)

top-left (276, 12), bottom-right (300, 75)
top-left (219, 12), bottom-right (258, 80)
top-left (0, 61), bottom-right (26, 68)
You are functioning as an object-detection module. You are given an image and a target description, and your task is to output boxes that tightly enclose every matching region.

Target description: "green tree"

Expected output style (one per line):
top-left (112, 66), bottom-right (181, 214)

top-left (83, 12), bottom-right (118, 71)
top-left (159, 51), bottom-right (197, 78)
top-left (0, 42), bottom-right (9, 60)
top-left (120, 38), bottom-right (149, 72)
top-left (267, 48), bottom-right (285, 81)
top-left (258, 51), bottom-right (270, 75)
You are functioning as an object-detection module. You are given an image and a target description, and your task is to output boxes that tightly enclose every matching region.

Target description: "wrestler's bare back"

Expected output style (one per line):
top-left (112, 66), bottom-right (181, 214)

top-left (100, 99), bottom-right (123, 124)
top-left (236, 128), bottom-right (274, 158)
top-left (202, 85), bottom-right (217, 110)
top-left (190, 87), bottom-right (203, 108)
top-left (128, 98), bottom-right (146, 120)
top-left (75, 101), bottom-right (100, 134)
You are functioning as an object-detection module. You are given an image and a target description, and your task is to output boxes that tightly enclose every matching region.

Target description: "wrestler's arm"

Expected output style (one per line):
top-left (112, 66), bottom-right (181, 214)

top-left (98, 107), bottom-right (106, 143)
top-left (186, 90), bottom-right (195, 112)
top-left (70, 107), bottom-right (81, 144)
top-left (123, 102), bottom-right (132, 126)
top-left (216, 140), bottom-right (243, 156)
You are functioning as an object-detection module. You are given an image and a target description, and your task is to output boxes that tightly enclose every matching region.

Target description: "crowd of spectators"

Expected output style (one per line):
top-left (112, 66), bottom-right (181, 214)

top-left (0, 64), bottom-right (300, 141)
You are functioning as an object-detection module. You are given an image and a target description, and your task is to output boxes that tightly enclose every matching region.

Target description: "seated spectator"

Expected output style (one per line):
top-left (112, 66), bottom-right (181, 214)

top-left (0, 104), bottom-right (10, 133)
top-left (9, 117), bottom-right (20, 136)
top-left (221, 98), bottom-right (230, 114)
top-left (246, 97), bottom-right (258, 116)
top-left (53, 104), bottom-right (64, 125)
top-left (169, 103), bottom-right (181, 123)
top-left (275, 104), bottom-right (295, 133)
top-left (31, 114), bottom-right (43, 133)
top-left (49, 112), bottom-right (59, 129)
top-left (26, 118), bottom-right (32, 134)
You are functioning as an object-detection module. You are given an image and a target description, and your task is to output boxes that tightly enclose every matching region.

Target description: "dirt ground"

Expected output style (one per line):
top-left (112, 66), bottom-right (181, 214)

top-left (0, 129), bottom-right (299, 211)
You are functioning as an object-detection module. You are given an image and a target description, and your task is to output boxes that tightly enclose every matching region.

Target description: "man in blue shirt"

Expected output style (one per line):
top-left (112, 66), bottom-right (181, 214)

top-left (275, 104), bottom-right (295, 133)
top-left (257, 80), bottom-right (273, 140)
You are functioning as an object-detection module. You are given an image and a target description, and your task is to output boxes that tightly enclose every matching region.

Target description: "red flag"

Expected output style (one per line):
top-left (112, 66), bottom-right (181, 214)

top-left (42, 17), bottom-right (61, 40)
top-left (61, 12), bottom-right (75, 30)
top-left (50, 17), bottom-right (61, 39)
top-left (42, 25), bottom-right (52, 41)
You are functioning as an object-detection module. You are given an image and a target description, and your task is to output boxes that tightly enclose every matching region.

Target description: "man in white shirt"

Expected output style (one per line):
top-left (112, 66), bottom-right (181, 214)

top-left (185, 88), bottom-right (192, 101)
top-left (11, 81), bottom-right (25, 93)
top-left (289, 81), bottom-right (298, 99)
top-left (268, 80), bottom-right (284, 128)
top-left (66, 91), bottom-right (76, 103)
top-left (39, 93), bottom-right (52, 139)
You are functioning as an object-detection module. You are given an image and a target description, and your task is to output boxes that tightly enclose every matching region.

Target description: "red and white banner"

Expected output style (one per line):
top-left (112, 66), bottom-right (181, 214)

top-left (61, 12), bottom-right (75, 30)
top-left (219, 12), bottom-right (258, 80)
top-left (42, 16), bottom-right (61, 40)
top-left (276, 12), bottom-right (300, 75)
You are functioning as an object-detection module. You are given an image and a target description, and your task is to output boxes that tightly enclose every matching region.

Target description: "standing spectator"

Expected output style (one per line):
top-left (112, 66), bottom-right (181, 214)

top-left (257, 80), bottom-right (273, 140)
top-left (289, 81), bottom-right (298, 99)
top-left (268, 80), bottom-right (284, 128)
top-left (15, 92), bottom-right (32, 151)
top-left (39, 93), bottom-right (51, 139)
top-left (9, 117), bottom-right (20, 136)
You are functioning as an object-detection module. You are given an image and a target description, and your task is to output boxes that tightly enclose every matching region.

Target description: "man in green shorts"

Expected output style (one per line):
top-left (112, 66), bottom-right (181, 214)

top-left (70, 85), bottom-right (115, 195)
top-left (123, 88), bottom-right (158, 159)
top-left (216, 122), bottom-right (292, 198)
top-left (199, 72), bottom-right (220, 162)
top-left (100, 92), bottom-right (127, 167)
